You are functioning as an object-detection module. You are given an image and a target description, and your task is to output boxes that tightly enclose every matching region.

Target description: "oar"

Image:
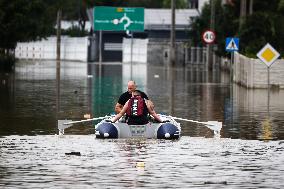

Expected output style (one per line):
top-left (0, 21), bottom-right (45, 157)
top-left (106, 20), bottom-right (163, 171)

top-left (63, 116), bottom-right (112, 125)
top-left (169, 116), bottom-right (222, 131)
top-left (57, 115), bottom-right (112, 135)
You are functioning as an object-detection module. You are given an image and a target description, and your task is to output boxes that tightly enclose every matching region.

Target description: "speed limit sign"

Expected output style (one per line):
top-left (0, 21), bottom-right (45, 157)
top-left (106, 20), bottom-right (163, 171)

top-left (202, 30), bottom-right (216, 44)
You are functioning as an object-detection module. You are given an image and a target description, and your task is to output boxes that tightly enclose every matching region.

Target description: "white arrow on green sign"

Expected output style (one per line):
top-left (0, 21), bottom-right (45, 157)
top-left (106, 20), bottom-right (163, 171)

top-left (94, 6), bottom-right (144, 31)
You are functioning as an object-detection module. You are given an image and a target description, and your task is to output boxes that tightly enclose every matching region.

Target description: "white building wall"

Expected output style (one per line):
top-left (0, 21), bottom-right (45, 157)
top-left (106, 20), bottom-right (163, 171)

top-left (122, 38), bottom-right (148, 63)
top-left (15, 36), bottom-right (89, 62)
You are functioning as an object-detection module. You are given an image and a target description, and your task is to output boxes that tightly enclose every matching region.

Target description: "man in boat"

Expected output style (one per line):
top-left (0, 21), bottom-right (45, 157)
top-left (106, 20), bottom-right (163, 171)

top-left (114, 80), bottom-right (154, 114)
top-left (111, 90), bottom-right (162, 124)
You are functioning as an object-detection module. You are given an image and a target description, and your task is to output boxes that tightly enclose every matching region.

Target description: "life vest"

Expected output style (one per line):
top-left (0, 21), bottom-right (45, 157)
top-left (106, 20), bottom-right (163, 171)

top-left (126, 96), bottom-right (145, 117)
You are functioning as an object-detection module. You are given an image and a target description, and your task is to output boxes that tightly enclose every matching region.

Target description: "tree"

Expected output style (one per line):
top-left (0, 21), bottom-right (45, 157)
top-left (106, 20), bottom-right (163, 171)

top-left (189, 3), bottom-right (211, 46)
top-left (0, 0), bottom-right (56, 52)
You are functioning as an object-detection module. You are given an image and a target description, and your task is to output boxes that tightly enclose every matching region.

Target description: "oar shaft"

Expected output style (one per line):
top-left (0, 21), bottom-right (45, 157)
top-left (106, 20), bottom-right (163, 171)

top-left (171, 116), bottom-right (221, 126)
top-left (170, 116), bottom-right (207, 125)
top-left (63, 116), bottom-right (111, 125)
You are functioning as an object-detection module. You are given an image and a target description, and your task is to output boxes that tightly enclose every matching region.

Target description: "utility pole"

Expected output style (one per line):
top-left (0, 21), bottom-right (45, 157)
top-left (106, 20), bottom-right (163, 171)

top-left (239, 0), bottom-right (247, 31)
top-left (249, 0), bottom-right (253, 15)
top-left (56, 9), bottom-right (62, 121)
top-left (56, 9), bottom-right (62, 62)
top-left (210, 0), bottom-right (215, 31)
top-left (170, 0), bottom-right (176, 67)
top-left (208, 0), bottom-right (215, 70)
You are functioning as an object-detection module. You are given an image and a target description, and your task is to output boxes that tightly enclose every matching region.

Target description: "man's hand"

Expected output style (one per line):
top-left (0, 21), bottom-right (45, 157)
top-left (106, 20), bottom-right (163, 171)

top-left (105, 119), bottom-right (114, 123)
top-left (162, 120), bottom-right (170, 123)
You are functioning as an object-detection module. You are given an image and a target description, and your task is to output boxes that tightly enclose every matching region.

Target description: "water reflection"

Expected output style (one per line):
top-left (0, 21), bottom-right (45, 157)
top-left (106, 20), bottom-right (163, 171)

top-left (233, 85), bottom-right (284, 140)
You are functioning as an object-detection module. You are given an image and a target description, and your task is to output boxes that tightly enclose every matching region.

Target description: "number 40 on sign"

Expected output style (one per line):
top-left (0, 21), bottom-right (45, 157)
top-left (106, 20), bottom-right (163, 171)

top-left (202, 30), bottom-right (216, 44)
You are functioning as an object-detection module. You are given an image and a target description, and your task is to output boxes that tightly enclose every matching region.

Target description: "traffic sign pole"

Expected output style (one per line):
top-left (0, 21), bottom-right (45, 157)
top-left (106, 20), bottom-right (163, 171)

top-left (131, 31), bottom-right (133, 80)
top-left (230, 52), bottom-right (234, 82)
top-left (256, 43), bottom-right (280, 114)
top-left (202, 30), bottom-right (216, 70)
top-left (225, 37), bottom-right (240, 82)
top-left (257, 43), bottom-right (280, 90)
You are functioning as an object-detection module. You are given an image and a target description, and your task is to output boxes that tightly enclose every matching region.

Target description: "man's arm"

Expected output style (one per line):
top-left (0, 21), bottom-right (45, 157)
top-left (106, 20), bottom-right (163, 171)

top-left (146, 102), bottom-right (162, 122)
top-left (146, 100), bottom-right (154, 111)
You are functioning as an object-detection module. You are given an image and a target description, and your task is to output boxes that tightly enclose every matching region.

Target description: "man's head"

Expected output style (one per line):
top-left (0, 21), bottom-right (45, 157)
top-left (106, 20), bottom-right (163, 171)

top-left (127, 81), bottom-right (137, 93)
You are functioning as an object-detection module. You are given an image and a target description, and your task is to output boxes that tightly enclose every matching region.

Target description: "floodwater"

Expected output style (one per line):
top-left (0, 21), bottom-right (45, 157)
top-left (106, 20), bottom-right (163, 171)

top-left (0, 60), bottom-right (283, 188)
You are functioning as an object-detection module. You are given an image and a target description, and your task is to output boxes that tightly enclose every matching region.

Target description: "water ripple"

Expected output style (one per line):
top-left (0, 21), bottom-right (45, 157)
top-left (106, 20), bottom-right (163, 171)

top-left (1, 135), bottom-right (283, 188)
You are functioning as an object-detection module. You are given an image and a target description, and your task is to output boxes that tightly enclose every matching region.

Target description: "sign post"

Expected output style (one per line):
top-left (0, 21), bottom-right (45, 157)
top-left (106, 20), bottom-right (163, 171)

top-left (225, 37), bottom-right (239, 129)
top-left (202, 30), bottom-right (216, 70)
top-left (225, 37), bottom-right (240, 82)
top-left (257, 43), bottom-right (280, 113)
top-left (257, 43), bottom-right (280, 88)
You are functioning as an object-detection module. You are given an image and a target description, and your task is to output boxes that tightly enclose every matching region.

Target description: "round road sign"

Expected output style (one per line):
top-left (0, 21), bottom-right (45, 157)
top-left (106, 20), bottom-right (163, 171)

top-left (202, 30), bottom-right (216, 44)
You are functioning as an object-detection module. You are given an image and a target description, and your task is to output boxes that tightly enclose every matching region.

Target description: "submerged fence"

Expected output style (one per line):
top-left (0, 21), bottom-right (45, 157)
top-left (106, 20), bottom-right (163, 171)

top-left (185, 47), bottom-right (207, 65)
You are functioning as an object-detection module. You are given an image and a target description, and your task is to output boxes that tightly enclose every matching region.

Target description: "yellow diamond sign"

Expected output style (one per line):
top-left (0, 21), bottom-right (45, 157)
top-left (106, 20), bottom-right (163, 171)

top-left (257, 43), bottom-right (280, 67)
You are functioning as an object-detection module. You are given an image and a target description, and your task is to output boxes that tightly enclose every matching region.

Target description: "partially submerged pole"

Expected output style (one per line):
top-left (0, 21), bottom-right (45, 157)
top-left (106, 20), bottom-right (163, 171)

top-left (56, 9), bottom-right (62, 122)
top-left (170, 0), bottom-right (176, 67)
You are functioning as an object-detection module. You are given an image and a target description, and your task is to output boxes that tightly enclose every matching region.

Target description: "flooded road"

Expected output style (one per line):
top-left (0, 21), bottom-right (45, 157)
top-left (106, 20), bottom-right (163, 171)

top-left (0, 60), bottom-right (283, 188)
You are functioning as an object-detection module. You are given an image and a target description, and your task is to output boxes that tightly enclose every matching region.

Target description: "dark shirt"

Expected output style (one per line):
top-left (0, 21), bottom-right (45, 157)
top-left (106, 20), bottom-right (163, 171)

top-left (117, 90), bottom-right (149, 106)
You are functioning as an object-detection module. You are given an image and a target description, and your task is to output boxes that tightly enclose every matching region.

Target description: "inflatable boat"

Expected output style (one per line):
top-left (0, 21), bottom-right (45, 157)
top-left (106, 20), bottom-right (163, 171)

top-left (95, 114), bottom-right (181, 140)
top-left (58, 114), bottom-right (222, 139)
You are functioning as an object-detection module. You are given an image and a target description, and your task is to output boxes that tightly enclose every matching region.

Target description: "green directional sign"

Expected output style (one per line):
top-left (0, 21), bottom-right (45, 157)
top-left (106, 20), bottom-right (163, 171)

top-left (94, 6), bottom-right (144, 31)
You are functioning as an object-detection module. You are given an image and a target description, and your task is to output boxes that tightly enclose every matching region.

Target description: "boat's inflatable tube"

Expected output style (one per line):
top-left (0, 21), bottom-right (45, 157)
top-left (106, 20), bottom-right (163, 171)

top-left (157, 123), bottom-right (180, 139)
top-left (95, 115), bottom-right (181, 139)
top-left (96, 122), bottom-right (118, 139)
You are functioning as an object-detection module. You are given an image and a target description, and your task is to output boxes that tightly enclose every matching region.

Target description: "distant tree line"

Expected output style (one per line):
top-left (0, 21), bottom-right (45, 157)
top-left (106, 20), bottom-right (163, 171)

top-left (189, 0), bottom-right (284, 57)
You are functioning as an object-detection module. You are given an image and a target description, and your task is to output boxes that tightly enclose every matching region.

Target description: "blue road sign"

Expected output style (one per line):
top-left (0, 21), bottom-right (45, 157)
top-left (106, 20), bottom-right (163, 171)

top-left (225, 37), bottom-right (239, 52)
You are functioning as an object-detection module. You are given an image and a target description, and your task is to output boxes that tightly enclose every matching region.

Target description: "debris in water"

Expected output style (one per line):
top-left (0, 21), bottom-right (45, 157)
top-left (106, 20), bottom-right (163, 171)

top-left (65, 152), bottom-right (81, 156)
top-left (204, 181), bottom-right (227, 185)
top-left (154, 74), bottom-right (159, 78)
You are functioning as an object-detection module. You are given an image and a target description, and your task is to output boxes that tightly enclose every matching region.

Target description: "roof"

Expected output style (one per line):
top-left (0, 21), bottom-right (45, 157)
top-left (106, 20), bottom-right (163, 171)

top-left (144, 9), bottom-right (199, 30)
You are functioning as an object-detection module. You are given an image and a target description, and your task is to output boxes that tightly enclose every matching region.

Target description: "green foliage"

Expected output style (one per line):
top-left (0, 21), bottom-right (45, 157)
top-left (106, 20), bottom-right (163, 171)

top-left (278, 0), bottom-right (284, 14)
top-left (0, 0), bottom-right (55, 51)
top-left (62, 26), bottom-right (89, 37)
top-left (162, 0), bottom-right (188, 8)
top-left (239, 12), bottom-right (276, 57)
top-left (0, 54), bottom-right (15, 71)
top-left (188, 3), bottom-right (211, 46)
top-left (84, 0), bottom-right (186, 8)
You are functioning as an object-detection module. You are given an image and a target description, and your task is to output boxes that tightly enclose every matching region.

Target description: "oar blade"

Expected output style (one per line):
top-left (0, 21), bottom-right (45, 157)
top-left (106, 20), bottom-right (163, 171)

top-left (58, 120), bottom-right (73, 135)
top-left (205, 121), bottom-right (222, 131)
